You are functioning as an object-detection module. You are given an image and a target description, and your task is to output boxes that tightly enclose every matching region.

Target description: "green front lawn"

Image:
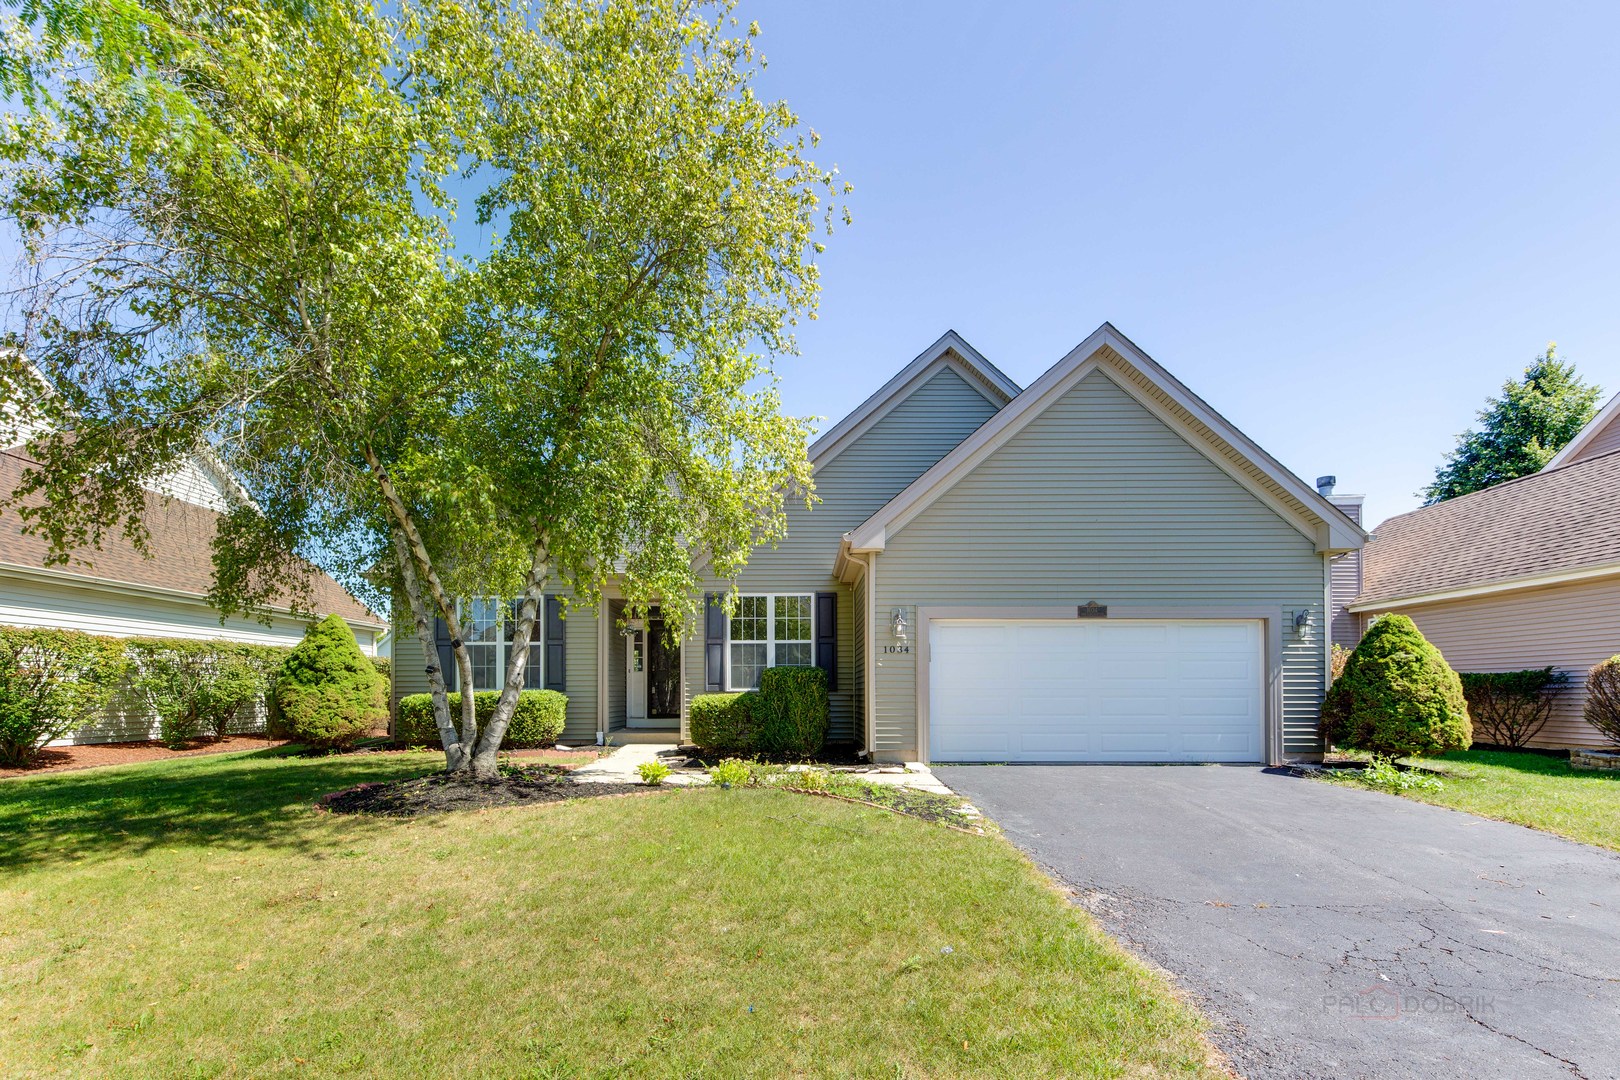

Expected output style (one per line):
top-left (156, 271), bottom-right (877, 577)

top-left (0, 749), bottom-right (1220, 1078)
top-left (1334, 749), bottom-right (1620, 851)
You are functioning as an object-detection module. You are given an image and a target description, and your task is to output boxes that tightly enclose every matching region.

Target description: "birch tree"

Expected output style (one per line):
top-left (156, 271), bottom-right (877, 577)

top-left (0, 0), bottom-right (844, 777)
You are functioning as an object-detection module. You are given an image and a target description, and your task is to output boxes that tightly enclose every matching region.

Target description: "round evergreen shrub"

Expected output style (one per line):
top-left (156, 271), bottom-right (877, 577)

top-left (755, 666), bottom-right (829, 760)
top-left (1320, 614), bottom-right (1471, 757)
top-left (275, 615), bottom-right (387, 749)
top-left (1584, 655), bottom-right (1620, 748)
top-left (688, 691), bottom-right (757, 756)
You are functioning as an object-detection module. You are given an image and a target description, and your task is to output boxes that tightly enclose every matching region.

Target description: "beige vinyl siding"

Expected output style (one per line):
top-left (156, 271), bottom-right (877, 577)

top-left (1363, 575), bottom-right (1620, 749)
top-left (873, 369), bottom-right (1327, 758)
top-left (390, 594), bottom-right (599, 743)
top-left (1566, 414), bottom-right (1620, 465)
top-left (681, 366), bottom-right (1002, 744)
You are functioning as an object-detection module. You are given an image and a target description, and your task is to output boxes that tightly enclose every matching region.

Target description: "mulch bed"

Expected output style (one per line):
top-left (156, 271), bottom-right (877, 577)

top-left (0, 734), bottom-right (290, 779)
top-left (317, 764), bottom-right (652, 817)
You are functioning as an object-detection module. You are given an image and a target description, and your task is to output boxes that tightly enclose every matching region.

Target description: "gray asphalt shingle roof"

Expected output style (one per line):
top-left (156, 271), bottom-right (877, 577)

top-left (1356, 448), bottom-right (1620, 606)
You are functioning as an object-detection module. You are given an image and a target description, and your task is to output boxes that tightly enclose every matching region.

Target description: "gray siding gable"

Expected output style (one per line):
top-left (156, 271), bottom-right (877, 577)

top-left (874, 368), bottom-right (1328, 758)
top-left (683, 363), bottom-right (1004, 742)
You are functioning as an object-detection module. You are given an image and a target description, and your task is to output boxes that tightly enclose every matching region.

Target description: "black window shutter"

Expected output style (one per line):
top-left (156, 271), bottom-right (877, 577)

top-left (543, 595), bottom-right (567, 692)
top-left (704, 592), bottom-right (725, 692)
top-left (815, 591), bottom-right (837, 691)
top-left (433, 613), bottom-right (457, 692)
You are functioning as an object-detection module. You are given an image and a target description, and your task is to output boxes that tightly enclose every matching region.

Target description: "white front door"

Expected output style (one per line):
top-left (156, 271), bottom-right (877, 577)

top-left (928, 619), bottom-right (1265, 763)
top-left (625, 627), bottom-right (648, 725)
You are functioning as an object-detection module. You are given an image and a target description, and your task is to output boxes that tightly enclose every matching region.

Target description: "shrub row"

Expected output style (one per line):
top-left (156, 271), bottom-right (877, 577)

top-left (395, 689), bottom-right (567, 749)
top-left (0, 614), bottom-right (390, 766)
top-left (689, 666), bottom-right (829, 760)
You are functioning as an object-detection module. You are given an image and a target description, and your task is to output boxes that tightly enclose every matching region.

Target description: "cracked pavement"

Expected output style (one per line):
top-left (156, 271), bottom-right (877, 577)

top-left (937, 764), bottom-right (1620, 1079)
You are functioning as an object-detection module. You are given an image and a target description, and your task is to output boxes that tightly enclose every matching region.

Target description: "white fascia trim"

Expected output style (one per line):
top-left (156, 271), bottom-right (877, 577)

top-left (1349, 559), bottom-right (1620, 612)
top-left (1544, 390), bottom-right (1620, 471)
top-left (806, 330), bottom-right (1019, 471)
top-left (847, 323), bottom-right (1367, 554)
top-left (0, 560), bottom-right (389, 629)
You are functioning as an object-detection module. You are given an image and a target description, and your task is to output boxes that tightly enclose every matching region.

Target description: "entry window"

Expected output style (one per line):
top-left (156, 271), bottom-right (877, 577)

top-left (458, 599), bottom-right (543, 692)
top-left (728, 593), bottom-right (813, 690)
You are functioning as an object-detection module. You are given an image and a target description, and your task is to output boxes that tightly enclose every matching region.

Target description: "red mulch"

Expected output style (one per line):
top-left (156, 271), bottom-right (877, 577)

top-left (0, 734), bottom-right (292, 779)
top-left (1, 737), bottom-right (604, 780)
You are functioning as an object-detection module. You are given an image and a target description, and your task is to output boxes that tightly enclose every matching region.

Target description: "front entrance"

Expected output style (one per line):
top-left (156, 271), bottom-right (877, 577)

top-left (626, 608), bottom-right (681, 729)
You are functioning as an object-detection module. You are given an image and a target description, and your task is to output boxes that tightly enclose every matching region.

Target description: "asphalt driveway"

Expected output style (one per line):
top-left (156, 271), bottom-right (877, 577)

top-left (937, 764), bottom-right (1620, 1080)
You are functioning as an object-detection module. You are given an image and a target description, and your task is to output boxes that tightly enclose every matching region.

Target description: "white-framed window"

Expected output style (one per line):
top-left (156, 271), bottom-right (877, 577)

top-left (459, 599), bottom-right (542, 692)
top-left (727, 593), bottom-right (813, 690)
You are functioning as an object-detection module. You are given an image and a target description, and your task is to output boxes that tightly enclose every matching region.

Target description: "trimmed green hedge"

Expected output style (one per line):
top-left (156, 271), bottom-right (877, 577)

top-left (756, 666), bottom-right (829, 759)
top-left (0, 627), bottom-right (129, 766)
top-left (395, 689), bottom-right (567, 749)
top-left (688, 691), bottom-right (757, 756)
top-left (1321, 614), bottom-right (1471, 758)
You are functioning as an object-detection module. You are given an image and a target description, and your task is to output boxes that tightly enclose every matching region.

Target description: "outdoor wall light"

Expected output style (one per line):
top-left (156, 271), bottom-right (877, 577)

top-left (1292, 609), bottom-right (1311, 638)
top-left (891, 608), bottom-right (909, 643)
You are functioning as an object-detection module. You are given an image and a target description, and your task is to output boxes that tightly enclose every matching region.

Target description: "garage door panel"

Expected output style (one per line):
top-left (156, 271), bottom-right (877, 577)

top-left (928, 619), bottom-right (1263, 763)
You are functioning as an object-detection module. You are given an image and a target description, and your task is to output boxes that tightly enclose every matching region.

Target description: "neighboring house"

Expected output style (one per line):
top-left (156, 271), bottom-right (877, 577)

top-left (1347, 391), bottom-right (1620, 749)
top-left (0, 438), bottom-right (386, 745)
top-left (393, 323), bottom-right (1366, 765)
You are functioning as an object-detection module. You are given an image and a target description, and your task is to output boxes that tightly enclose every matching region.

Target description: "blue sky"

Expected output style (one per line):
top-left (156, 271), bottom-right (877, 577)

top-left (724, 1), bottom-right (1620, 528)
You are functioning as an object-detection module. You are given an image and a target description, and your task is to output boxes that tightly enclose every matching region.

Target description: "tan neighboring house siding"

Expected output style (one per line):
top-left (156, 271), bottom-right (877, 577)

top-left (1358, 575), bottom-right (1620, 749)
top-left (870, 369), bottom-right (1329, 760)
top-left (679, 365), bottom-right (1004, 743)
top-left (1573, 415), bottom-right (1620, 462)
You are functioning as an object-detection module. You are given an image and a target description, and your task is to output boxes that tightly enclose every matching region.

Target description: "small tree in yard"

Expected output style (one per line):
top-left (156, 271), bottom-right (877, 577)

top-left (1, 0), bottom-right (845, 780)
top-left (0, 627), bottom-right (127, 765)
top-left (275, 616), bottom-right (387, 749)
top-left (1321, 615), bottom-right (1471, 758)
top-left (1585, 657), bottom-right (1620, 749)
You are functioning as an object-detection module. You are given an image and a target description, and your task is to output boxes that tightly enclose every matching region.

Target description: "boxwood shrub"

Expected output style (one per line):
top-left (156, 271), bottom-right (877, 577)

top-left (755, 666), bottom-right (829, 760)
top-left (1320, 614), bottom-right (1471, 758)
top-left (395, 689), bottom-right (567, 749)
top-left (688, 691), bottom-right (757, 756)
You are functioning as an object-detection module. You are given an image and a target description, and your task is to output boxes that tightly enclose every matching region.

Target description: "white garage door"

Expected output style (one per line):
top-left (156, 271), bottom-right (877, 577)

top-left (928, 619), bottom-right (1264, 763)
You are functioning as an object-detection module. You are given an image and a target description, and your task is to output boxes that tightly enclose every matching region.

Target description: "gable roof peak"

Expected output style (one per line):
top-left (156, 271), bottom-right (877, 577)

top-left (807, 330), bottom-right (1020, 468)
top-left (845, 324), bottom-right (1367, 554)
top-left (1543, 389), bottom-right (1620, 472)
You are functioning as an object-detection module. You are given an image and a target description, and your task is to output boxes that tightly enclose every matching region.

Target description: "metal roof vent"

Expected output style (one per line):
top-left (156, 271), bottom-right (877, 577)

top-left (1315, 475), bottom-right (1337, 497)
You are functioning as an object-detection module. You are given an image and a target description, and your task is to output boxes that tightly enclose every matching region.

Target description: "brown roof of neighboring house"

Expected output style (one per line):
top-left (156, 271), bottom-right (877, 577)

top-left (0, 450), bottom-right (386, 628)
top-left (1357, 448), bottom-right (1620, 607)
